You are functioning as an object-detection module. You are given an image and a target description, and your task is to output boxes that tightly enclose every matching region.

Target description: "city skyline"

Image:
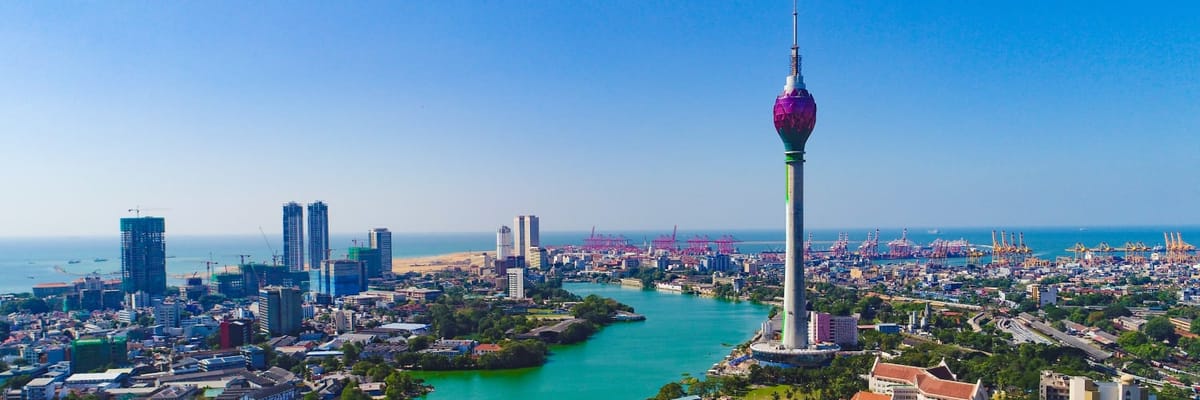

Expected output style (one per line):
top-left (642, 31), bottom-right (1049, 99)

top-left (1, 2), bottom-right (1197, 236)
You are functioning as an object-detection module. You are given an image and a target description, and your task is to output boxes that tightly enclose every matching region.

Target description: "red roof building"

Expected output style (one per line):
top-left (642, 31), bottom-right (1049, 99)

top-left (868, 358), bottom-right (987, 400)
top-left (473, 343), bottom-right (502, 356)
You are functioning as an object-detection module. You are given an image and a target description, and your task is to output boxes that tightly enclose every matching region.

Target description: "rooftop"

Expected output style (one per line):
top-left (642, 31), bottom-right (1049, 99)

top-left (871, 359), bottom-right (978, 400)
top-left (851, 391), bottom-right (893, 400)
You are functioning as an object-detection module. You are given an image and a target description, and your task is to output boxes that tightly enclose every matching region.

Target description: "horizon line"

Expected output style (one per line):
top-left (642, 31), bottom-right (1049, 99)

top-left (2, 223), bottom-right (1198, 239)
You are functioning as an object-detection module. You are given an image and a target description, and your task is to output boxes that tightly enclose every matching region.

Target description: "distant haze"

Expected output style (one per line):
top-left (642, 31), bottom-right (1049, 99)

top-left (0, 2), bottom-right (1197, 236)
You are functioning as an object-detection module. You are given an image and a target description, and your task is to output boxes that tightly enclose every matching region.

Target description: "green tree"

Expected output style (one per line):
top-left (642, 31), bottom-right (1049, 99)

top-left (343, 342), bottom-right (361, 365)
top-left (136, 314), bottom-right (155, 327)
top-left (1142, 317), bottom-right (1178, 343)
top-left (1117, 331), bottom-right (1149, 348)
top-left (652, 382), bottom-right (686, 400)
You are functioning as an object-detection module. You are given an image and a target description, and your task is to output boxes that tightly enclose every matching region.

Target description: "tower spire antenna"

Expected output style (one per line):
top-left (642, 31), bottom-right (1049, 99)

top-left (791, 0), bottom-right (799, 76)
top-left (786, 0), bottom-right (805, 90)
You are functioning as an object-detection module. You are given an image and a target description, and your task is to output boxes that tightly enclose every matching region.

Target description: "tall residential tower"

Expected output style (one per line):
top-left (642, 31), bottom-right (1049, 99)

top-left (282, 202), bottom-right (304, 271)
top-left (308, 201), bottom-right (329, 270)
top-left (120, 217), bottom-right (167, 295)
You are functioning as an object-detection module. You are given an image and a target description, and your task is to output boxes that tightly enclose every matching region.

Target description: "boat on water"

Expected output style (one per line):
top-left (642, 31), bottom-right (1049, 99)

top-left (67, 259), bottom-right (81, 264)
top-left (93, 258), bottom-right (108, 262)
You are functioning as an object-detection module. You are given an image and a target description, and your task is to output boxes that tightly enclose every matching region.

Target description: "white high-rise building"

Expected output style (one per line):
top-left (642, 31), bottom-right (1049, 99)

top-left (513, 215), bottom-right (539, 258)
top-left (496, 226), bottom-right (514, 259)
top-left (507, 268), bottom-right (525, 299)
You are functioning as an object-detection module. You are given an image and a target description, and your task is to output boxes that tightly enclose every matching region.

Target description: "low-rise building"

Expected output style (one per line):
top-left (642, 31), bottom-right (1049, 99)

top-left (867, 358), bottom-right (987, 400)
top-left (1038, 371), bottom-right (1156, 400)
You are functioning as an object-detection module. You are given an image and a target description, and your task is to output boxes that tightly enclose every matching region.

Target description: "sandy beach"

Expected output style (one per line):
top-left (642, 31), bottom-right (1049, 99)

top-left (391, 251), bottom-right (492, 274)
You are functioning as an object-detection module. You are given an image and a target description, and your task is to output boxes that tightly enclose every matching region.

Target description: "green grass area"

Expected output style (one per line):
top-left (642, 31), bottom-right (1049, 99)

top-left (743, 385), bottom-right (817, 400)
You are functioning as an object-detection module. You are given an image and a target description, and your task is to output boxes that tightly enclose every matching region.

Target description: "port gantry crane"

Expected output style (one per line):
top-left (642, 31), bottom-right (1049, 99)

top-left (651, 226), bottom-right (678, 255)
top-left (804, 232), bottom-right (814, 258)
top-left (1119, 242), bottom-right (1151, 265)
top-left (830, 232), bottom-right (851, 258)
top-left (1164, 232), bottom-right (1197, 264)
top-left (886, 229), bottom-right (914, 259)
top-left (856, 229), bottom-right (880, 260)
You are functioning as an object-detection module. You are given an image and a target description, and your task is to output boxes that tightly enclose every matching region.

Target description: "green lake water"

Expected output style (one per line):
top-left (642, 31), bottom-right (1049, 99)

top-left (417, 282), bottom-right (769, 399)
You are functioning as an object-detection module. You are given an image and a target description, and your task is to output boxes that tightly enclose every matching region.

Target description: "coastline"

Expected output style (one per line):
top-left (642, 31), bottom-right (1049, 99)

top-left (391, 251), bottom-right (491, 275)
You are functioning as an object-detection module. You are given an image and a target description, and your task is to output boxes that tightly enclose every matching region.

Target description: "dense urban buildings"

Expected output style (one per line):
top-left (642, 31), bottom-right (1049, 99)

top-left (120, 216), bottom-right (167, 295)
top-left (369, 227), bottom-right (392, 276)
top-left (308, 201), bottom-right (329, 270)
top-left (514, 215), bottom-right (539, 258)
top-left (1039, 372), bottom-right (1154, 400)
top-left (282, 202), bottom-right (304, 272)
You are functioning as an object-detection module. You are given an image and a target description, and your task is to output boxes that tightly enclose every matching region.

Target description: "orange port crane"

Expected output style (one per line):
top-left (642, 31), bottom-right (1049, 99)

top-left (1165, 232), bottom-right (1197, 264)
top-left (1119, 242), bottom-right (1151, 265)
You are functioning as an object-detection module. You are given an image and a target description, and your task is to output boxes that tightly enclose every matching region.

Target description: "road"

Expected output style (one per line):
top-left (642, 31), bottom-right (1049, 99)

top-left (968, 312), bottom-right (986, 333)
top-left (1018, 313), bottom-right (1113, 360)
top-left (996, 317), bottom-right (1054, 345)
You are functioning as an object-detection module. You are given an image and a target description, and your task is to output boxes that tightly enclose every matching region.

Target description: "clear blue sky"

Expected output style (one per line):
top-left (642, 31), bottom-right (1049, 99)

top-left (1, 1), bottom-right (1197, 236)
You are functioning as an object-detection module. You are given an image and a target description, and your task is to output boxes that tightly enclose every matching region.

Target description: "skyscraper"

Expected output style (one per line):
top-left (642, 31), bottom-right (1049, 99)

top-left (750, 3), bottom-right (837, 368)
top-left (513, 215), bottom-right (539, 258)
top-left (496, 226), bottom-right (514, 259)
top-left (258, 286), bottom-right (303, 336)
top-left (120, 217), bottom-right (166, 295)
top-left (369, 228), bottom-right (392, 276)
top-left (282, 202), bottom-right (304, 272)
top-left (308, 201), bottom-right (329, 271)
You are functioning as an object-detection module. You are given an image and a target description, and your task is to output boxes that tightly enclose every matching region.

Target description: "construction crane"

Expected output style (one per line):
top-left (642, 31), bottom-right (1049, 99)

top-left (259, 227), bottom-right (280, 266)
top-left (127, 205), bottom-right (168, 218)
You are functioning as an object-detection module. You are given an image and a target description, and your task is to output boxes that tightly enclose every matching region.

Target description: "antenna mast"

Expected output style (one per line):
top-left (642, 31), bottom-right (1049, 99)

top-left (791, 0), bottom-right (799, 76)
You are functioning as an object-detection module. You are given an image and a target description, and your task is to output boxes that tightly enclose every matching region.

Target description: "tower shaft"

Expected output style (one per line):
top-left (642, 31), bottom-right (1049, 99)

top-left (782, 153), bottom-right (808, 349)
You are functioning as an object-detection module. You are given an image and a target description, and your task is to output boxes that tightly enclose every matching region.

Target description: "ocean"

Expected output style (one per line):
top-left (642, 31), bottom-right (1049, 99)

top-left (0, 226), bottom-right (1195, 295)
